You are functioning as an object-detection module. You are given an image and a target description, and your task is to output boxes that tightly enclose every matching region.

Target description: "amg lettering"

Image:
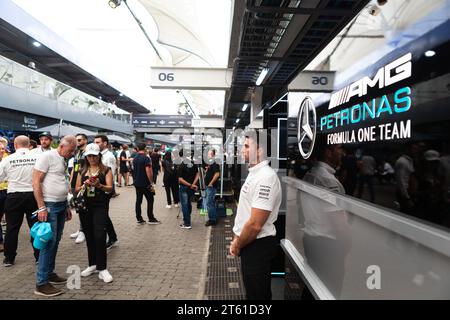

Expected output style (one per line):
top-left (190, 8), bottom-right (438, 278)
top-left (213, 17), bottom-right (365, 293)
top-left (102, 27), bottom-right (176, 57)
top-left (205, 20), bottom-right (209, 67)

top-left (329, 53), bottom-right (412, 110)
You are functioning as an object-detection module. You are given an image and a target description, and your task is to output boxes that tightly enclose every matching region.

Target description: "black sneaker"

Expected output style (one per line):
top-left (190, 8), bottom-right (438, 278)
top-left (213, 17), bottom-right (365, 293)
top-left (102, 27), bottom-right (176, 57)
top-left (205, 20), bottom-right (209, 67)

top-left (34, 283), bottom-right (63, 297)
top-left (106, 240), bottom-right (119, 250)
top-left (137, 220), bottom-right (146, 225)
top-left (147, 219), bottom-right (161, 225)
top-left (205, 220), bottom-right (217, 227)
top-left (3, 258), bottom-right (14, 267)
top-left (49, 273), bottom-right (67, 285)
top-left (179, 224), bottom-right (192, 230)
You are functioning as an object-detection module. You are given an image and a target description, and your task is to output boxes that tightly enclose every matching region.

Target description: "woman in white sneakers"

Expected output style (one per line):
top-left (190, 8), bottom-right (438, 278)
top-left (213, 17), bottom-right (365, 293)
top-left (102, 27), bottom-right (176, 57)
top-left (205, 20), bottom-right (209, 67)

top-left (75, 143), bottom-right (114, 283)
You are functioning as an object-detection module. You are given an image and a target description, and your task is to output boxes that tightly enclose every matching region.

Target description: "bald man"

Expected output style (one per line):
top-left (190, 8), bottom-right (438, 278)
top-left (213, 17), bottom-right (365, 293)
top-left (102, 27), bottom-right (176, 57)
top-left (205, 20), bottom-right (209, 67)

top-left (32, 135), bottom-right (76, 297)
top-left (0, 135), bottom-right (40, 268)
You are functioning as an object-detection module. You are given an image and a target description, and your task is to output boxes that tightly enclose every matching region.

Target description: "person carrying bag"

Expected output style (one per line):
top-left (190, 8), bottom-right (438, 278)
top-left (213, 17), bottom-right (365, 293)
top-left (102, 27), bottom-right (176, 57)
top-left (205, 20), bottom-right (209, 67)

top-left (75, 143), bottom-right (114, 283)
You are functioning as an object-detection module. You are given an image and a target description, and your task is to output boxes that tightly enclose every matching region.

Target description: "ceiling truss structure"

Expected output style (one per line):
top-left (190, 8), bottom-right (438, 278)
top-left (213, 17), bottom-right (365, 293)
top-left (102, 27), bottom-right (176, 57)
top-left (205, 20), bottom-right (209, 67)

top-left (0, 17), bottom-right (148, 114)
top-left (226, 0), bottom-right (370, 128)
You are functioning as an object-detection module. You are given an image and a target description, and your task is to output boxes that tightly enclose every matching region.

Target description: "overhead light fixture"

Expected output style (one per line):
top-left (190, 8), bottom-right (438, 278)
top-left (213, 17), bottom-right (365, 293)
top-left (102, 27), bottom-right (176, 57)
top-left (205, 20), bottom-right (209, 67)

top-left (425, 50), bottom-right (436, 57)
top-left (32, 41), bottom-right (41, 47)
top-left (119, 93), bottom-right (124, 97)
top-left (232, 126), bottom-right (236, 131)
top-left (98, 96), bottom-right (102, 100)
top-left (235, 118), bottom-right (240, 124)
top-left (108, 0), bottom-right (122, 8)
top-left (256, 68), bottom-right (269, 86)
top-left (242, 104), bottom-right (249, 112)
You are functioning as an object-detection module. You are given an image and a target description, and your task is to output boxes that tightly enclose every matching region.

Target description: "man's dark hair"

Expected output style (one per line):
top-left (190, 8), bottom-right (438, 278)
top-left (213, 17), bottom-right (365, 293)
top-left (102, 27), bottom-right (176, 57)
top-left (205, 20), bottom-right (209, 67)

top-left (94, 134), bottom-right (109, 143)
top-left (136, 143), bottom-right (146, 151)
top-left (245, 132), bottom-right (273, 151)
top-left (313, 134), bottom-right (334, 161)
top-left (154, 148), bottom-right (159, 153)
top-left (164, 151), bottom-right (172, 162)
top-left (76, 133), bottom-right (88, 140)
top-left (30, 139), bottom-right (37, 149)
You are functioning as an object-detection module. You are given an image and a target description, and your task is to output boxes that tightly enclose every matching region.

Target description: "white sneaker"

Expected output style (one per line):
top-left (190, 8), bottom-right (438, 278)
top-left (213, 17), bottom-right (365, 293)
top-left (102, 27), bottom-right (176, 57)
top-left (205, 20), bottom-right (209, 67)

top-left (165, 205), bottom-right (172, 209)
top-left (81, 265), bottom-right (97, 277)
top-left (75, 231), bottom-right (86, 244)
top-left (174, 204), bottom-right (179, 208)
top-left (70, 231), bottom-right (80, 239)
top-left (99, 270), bottom-right (113, 283)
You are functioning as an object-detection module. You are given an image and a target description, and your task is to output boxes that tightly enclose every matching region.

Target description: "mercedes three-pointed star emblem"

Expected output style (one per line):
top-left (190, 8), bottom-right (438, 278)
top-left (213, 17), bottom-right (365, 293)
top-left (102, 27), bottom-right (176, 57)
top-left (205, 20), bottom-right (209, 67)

top-left (297, 97), bottom-right (317, 159)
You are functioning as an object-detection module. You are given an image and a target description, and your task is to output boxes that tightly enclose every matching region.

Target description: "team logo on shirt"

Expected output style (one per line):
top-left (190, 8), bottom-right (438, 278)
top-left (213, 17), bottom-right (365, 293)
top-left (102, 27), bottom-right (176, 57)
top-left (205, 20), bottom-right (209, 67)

top-left (258, 185), bottom-right (271, 200)
top-left (297, 96), bottom-right (316, 159)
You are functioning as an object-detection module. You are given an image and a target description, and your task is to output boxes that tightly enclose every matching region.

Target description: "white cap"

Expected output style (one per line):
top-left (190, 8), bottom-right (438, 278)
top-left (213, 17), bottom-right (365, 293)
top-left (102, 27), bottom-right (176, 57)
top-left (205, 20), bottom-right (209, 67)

top-left (424, 149), bottom-right (440, 161)
top-left (84, 143), bottom-right (100, 156)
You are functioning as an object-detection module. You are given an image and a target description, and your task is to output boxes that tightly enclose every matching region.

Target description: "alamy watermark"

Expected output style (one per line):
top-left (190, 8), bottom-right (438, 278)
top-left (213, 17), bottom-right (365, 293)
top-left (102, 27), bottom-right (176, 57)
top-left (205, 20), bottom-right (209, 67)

top-left (167, 128), bottom-right (281, 170)
top-left (366, 265), bottom-right (381, 290)
top-left (66, 265), bottom-right (81, 290)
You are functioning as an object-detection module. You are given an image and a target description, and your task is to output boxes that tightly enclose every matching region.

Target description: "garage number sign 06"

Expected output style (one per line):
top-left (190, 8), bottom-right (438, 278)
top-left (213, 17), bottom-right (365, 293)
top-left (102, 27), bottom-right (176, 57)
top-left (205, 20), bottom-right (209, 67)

top-left (158, 72), bottom-right (174, 82)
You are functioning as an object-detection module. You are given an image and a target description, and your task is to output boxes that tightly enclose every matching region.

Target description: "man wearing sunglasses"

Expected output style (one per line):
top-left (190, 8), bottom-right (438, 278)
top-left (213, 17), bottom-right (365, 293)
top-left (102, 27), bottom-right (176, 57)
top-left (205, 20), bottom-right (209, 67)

top-left (69, 134), bottom-right (88, 244)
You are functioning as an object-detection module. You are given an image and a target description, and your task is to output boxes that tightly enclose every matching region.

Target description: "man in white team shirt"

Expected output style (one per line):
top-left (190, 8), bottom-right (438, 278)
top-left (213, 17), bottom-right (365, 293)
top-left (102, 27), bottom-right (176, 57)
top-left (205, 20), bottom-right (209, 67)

top-left (0, 136), bottom-right (40, 267)
top-left (32, 135), bottom-right (76, 297)
top-left (33, 132), bottom-right (53, 154)
top-left (230, 133), bottom-right (281, 300)
top-left (301, 136), bottom-right (351, 298)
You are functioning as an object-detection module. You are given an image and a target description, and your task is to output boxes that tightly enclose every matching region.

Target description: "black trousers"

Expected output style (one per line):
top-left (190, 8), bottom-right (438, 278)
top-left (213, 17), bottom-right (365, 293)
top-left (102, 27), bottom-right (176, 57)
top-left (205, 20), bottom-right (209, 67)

top-left (152, 167), bottom-right (159, 184)
top-left (135, 187), bottom-right (155, 221)
top-left (3, 192), bottom-right (40, 261)
top-left (357, 175), bottom-right (375, 202)
top-left (240, 236), bottom-right (277, 300)
top-left (0, 190), bottom-right (7, 243)
top-left (106, 201), bottom-right (117, 242)
top-left (79, 204), bottom-right (108, 270)
top-left (164, 178), bottom-right (179, 205)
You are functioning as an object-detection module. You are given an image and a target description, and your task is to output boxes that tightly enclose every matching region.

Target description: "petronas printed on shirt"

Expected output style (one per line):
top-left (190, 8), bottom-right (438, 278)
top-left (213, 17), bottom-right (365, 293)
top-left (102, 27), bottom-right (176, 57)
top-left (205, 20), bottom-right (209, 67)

top-left (258, 184), bottom-right (271, 200)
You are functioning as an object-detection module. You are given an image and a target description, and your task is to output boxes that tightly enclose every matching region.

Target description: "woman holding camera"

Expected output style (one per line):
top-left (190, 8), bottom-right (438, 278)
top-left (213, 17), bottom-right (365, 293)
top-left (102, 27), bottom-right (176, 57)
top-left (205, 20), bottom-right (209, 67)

top-left (75, 143), bottom-right (114, 283)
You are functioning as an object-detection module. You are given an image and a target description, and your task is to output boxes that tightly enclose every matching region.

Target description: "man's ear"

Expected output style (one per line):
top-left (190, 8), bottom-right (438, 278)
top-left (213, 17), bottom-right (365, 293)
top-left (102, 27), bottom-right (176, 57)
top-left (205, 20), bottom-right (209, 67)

top-left (257, 146), bottom-right (265, 159)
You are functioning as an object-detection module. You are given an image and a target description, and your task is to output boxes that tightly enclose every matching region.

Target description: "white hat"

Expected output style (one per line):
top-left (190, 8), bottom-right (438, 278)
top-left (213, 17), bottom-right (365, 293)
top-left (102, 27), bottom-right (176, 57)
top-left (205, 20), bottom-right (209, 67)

top-left (424, 149), bottom-right (440, 161)
top-left (84, 143), bottom-right (100, 156)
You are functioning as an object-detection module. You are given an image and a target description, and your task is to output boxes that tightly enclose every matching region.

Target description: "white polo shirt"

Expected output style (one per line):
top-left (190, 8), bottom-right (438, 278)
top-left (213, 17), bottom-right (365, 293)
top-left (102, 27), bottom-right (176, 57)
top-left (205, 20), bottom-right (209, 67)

top-left (101, 149), bottom-right (117, 176)
top-left (302, 161), bottom-right (347, 239)
top-left (0, 148), bottom-right (38, 193)
top-left (233, 160), bottom-right (282, 238)
top-left (34, 149), bottom-right (69, 202)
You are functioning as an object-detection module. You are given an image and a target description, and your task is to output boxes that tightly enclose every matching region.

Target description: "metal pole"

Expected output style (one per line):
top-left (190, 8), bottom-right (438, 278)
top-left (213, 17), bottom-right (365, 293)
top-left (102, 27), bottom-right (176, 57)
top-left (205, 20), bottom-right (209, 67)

top-left (123, 0), bottom-right (163, 62)
top-left (220, 145), bottom-right (224, 199)
top-left (58, 118), bottom-right (63, 139)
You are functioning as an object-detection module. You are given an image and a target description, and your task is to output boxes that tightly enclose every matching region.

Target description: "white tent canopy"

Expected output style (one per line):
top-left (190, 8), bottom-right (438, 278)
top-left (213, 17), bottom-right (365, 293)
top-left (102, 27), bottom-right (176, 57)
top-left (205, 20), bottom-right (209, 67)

top-left (33, 123), bottom-right (97, 138)
top-left (107, 134), bottom-right (131, 145)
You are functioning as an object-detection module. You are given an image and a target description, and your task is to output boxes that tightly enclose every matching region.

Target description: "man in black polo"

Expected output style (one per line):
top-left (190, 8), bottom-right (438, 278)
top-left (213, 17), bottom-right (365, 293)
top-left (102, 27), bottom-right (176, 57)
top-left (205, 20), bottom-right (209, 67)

top-left (133, 143), bottom-right (160, 225)
top-left (69, 133), bottom-right (88, 244)
top-left (204, 149), bottom-right (220, 226)
top-left (178, 150), bottom-right (199, 230)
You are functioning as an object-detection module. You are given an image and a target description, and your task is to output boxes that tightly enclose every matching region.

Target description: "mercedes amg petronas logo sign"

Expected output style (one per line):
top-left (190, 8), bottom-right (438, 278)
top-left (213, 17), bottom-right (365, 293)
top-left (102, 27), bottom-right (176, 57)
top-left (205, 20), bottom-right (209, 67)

top-left (297, 97), bottom-right (316, 159)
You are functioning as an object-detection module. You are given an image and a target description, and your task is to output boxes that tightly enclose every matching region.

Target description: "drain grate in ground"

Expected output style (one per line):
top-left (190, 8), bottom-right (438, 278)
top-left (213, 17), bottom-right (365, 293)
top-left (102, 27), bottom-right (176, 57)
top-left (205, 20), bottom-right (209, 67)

top-left (207, 261), bottom-right (243, 277)
top-left (205, 213), bottom-right (246, 300)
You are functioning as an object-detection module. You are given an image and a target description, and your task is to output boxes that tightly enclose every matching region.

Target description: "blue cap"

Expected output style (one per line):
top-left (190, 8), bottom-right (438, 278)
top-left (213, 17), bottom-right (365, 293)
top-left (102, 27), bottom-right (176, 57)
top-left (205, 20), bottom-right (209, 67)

top-left (32, 222), bottom-right (53, 249)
